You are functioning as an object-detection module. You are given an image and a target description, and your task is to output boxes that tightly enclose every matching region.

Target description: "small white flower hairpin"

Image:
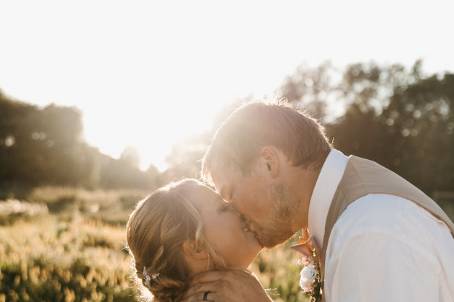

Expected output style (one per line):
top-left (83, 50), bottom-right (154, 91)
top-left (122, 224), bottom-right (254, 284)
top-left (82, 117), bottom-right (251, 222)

top-left (143, 267), bottom-right (160, 287)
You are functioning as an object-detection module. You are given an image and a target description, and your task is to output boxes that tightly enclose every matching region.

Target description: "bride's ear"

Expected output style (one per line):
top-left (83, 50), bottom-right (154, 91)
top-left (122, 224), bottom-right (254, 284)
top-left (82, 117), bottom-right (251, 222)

top-left (182, 240), bottom-right (209, 261)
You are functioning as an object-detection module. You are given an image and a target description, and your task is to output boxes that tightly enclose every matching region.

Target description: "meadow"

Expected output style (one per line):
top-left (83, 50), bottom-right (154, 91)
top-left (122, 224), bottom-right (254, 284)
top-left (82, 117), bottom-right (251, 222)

top-left (0, 187), bottom-right (306, 302)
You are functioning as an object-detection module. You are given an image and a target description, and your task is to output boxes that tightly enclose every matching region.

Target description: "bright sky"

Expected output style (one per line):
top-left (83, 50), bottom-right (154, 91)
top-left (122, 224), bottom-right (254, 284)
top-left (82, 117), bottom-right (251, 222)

top-left (1, 0), bottom-right (453, 170)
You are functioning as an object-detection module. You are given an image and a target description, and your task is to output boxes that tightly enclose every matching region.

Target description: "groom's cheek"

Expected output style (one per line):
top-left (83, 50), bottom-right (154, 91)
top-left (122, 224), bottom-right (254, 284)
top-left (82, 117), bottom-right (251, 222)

top-left (239, 199), bottom-right (266, 219)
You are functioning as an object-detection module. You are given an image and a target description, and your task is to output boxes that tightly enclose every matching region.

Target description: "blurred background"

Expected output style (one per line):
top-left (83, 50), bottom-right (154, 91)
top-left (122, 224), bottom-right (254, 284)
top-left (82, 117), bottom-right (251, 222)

top-left (1, 1), bottom-right (453, 301)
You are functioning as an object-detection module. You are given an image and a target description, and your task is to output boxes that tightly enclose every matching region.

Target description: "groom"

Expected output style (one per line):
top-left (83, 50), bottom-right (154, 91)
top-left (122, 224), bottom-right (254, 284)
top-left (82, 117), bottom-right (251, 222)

top-left (182, 102), bottom-right (454, 302)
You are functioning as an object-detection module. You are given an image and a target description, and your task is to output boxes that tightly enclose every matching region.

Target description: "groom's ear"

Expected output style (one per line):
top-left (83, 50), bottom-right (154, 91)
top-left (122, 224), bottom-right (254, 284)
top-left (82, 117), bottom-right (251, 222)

top-left (259, 146), bottom-right (280, 179)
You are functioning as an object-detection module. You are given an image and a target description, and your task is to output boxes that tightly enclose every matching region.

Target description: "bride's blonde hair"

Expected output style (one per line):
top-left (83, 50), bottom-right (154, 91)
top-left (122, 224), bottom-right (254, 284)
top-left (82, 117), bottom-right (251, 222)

top-left (126, 178), bottom-right (224, 302)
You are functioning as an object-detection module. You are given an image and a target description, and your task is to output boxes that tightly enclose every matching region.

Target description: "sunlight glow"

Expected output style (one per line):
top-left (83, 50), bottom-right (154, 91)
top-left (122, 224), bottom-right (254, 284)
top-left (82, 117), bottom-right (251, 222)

top-left (1, 0), bottom-right (453, 170)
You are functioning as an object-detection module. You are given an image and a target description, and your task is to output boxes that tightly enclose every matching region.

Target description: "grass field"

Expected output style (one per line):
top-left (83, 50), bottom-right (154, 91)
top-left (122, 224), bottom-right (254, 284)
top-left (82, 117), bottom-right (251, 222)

top-left (3, 187), bottom-right (453, 302)
top-left (0, 187), bottom-right (307, 302)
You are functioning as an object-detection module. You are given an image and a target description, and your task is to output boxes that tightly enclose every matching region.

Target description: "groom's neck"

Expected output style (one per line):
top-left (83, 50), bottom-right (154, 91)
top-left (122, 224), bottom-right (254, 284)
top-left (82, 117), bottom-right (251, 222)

top-left (291, 166), bottom-right (321, 232)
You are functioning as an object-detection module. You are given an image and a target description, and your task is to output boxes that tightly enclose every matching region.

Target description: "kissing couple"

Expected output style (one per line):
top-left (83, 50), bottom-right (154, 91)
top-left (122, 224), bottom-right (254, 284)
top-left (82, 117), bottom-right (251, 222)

top-left (126, 102), bottom-right (454, 302)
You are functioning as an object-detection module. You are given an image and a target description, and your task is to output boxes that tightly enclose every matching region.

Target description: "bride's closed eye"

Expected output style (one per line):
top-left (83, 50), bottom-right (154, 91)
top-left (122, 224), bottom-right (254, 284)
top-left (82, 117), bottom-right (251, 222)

top-left (217, 202), bottom-right (235, 213)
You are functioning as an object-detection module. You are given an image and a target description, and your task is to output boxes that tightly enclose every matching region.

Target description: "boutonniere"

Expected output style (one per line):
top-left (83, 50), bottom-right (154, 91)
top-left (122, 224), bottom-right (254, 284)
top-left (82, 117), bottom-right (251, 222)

top-left (291, 231), bottom-right (323, 302)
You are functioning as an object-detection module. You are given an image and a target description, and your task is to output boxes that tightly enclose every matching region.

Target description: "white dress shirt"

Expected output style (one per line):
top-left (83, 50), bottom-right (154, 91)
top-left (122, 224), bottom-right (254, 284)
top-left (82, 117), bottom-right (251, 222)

top-left (308, 149), bottom-right (454, 302)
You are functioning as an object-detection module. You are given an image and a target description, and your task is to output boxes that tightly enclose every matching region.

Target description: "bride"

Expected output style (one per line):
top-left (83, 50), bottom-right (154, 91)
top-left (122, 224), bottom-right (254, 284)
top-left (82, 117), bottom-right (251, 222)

top-left (126, 178), bottom-right (263, 302)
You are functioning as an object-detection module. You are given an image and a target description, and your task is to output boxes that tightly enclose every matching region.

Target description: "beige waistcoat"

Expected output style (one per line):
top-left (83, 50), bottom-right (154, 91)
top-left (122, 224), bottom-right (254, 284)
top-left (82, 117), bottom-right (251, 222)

top-left (320, 155), bottom-right (454, 275)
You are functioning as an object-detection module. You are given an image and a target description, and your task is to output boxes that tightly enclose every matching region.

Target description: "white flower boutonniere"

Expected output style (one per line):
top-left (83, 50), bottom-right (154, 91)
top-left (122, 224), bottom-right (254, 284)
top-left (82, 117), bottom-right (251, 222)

top-left (300, 263), bottom-right (318, 292)
top-left (291, 232), bottom-right (323, 302)
top-left (298, 249), bottom-right (322, 302)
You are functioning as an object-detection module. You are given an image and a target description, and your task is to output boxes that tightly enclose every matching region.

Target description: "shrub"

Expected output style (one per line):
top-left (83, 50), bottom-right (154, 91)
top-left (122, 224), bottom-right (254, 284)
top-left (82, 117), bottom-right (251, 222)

top-left (0, 199), bottom-right (48, 225)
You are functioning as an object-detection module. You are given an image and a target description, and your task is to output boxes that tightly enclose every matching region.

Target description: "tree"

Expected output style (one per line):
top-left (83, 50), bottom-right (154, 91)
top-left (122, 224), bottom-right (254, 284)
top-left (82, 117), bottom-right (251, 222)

top-left (120, 146), bottom-right (140, 169)
top-left (0, 90), bottom-right (158, 190)
top-left (277, 62), bottom-right (334, 121)
top-left (278, 61), bottom-right (454, 194)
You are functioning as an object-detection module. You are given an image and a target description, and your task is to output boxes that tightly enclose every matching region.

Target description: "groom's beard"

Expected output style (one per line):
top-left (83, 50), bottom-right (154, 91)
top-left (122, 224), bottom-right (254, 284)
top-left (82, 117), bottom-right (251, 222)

top-left (253, 215), bottom-right (295, 248)
top-left (253, 184), bottom-right (298, 248)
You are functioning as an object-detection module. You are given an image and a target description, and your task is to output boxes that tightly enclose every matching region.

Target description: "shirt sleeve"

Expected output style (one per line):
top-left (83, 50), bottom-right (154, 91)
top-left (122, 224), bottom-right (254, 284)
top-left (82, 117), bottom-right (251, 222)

top-left (325, 232), bottom-right (440, 302)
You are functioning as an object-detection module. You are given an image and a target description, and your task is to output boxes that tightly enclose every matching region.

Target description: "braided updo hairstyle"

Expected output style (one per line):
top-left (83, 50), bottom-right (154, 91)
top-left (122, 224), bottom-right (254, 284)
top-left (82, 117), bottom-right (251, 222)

top-left (126, 179), bottom-right (222, 302)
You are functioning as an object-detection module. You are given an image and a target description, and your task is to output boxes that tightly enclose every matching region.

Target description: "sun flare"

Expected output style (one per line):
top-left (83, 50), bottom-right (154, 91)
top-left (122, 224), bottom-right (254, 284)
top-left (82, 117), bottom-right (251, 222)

top-left (1, 0), bottom-right (453, 171)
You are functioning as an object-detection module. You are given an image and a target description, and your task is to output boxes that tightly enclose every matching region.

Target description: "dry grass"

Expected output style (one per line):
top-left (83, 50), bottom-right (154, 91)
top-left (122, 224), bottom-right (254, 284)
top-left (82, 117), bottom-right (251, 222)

top-left (0, 188), bottom-right (308, 302)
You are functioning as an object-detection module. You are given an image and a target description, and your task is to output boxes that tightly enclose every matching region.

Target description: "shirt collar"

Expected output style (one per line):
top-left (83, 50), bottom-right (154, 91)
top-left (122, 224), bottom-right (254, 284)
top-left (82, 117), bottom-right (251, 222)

top-left (308, 149), bottom-right (349, 247)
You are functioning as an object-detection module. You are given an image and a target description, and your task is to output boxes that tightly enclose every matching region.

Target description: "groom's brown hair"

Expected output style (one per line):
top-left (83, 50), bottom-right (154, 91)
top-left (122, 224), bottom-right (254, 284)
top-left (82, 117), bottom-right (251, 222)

top-left (201, 101), bottom-right (331, 181)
